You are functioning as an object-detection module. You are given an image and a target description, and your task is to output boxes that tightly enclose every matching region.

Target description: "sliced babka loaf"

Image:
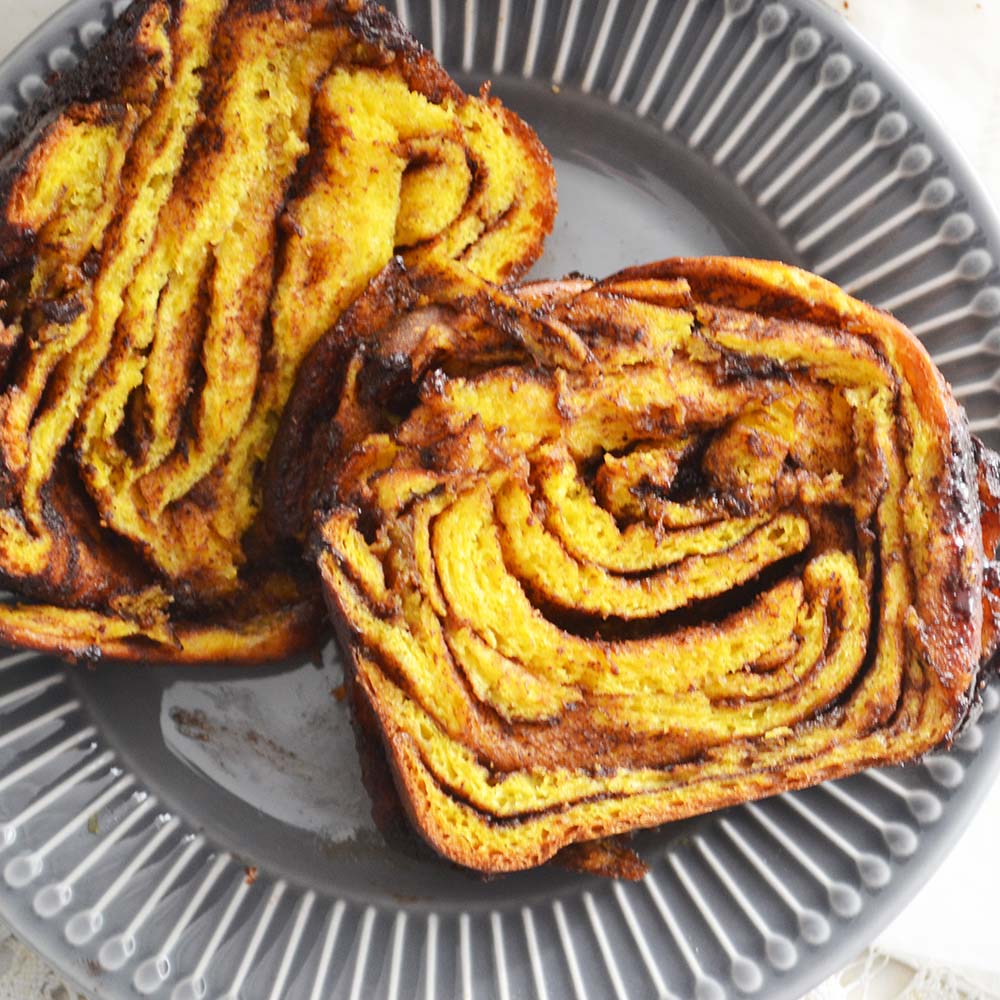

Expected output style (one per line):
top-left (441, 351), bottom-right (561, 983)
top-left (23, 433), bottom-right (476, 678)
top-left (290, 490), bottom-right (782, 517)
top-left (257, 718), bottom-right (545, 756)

top-left (0, 0), bottom-right (555, 661)
top-left (310, 257), bottom-right (1000, 874)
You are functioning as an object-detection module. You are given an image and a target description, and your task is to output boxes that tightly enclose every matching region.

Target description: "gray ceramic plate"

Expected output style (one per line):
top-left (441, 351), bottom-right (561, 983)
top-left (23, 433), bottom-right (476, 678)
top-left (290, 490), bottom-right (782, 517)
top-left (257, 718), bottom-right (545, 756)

top-left (1, 1), bottom-right (999, 998)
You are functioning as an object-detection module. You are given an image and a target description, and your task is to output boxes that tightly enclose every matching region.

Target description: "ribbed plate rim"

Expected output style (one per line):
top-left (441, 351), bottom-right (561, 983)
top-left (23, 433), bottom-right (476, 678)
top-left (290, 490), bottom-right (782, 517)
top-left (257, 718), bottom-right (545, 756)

top-left (0, 1), bottom-right (998, 999)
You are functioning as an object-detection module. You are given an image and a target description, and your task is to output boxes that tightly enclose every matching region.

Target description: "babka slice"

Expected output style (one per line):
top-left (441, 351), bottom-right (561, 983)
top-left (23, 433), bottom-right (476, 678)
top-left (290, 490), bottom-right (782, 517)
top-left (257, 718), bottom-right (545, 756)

top-left (0, 0), bottom-right (555, 661)
top-left (311, 257), bottom-right (1000, 875)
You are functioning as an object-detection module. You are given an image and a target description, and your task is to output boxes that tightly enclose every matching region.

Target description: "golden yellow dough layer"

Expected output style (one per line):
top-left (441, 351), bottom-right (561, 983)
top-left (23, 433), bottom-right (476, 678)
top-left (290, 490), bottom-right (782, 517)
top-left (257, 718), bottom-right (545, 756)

top-left (310, 257), bottom-right (1000, 875)
top-left (0, 0), bottom-right (555, 661)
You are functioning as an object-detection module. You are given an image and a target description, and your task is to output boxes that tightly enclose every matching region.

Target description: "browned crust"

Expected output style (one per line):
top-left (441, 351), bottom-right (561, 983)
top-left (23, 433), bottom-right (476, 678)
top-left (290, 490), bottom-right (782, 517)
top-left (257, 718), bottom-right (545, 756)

top-left (339, 1), bottom-right (461, 104)
top-left (0, 0), bottom-right (169, 268)
top-left (264, 257), bottom-right (422, 543)
top-left (974, 436), bottom-right (1000, 664)
top-left (385, 728), bottom-right (926, 875)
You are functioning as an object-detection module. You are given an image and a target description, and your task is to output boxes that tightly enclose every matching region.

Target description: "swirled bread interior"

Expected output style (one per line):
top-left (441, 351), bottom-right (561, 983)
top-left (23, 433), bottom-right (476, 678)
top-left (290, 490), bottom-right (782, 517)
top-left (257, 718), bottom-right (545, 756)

top-left (311, 257), bottom-right (1000, 874)
top-left (0, 0), bottom-right (555, 661)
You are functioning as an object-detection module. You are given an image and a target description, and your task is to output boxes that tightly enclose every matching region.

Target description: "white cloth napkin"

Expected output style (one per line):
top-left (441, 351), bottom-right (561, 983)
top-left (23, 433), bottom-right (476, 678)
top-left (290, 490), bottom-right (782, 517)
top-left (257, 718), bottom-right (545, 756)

top-left (0, 919), bottom-right (80, 1000)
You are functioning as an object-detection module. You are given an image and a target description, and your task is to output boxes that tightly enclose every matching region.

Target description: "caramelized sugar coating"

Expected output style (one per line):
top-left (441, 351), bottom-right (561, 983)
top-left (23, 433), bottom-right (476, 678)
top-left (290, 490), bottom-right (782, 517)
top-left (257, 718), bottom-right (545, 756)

top-left (0, 0), bottom-right (555, 661)
top-left (311, 257), bottom-right (1000, 874)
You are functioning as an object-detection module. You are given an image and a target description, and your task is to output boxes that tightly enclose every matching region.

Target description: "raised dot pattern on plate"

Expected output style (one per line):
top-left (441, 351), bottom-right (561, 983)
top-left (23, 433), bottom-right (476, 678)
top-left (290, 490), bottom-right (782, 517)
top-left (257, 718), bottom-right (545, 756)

top-left (0, 2), bottom-right (998, 999)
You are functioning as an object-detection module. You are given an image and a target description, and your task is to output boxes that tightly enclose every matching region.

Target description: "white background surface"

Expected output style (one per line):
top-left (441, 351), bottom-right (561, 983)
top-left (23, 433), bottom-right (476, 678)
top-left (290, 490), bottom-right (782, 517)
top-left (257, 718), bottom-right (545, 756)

top-left (0, 1), bottom-right (998, 998)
